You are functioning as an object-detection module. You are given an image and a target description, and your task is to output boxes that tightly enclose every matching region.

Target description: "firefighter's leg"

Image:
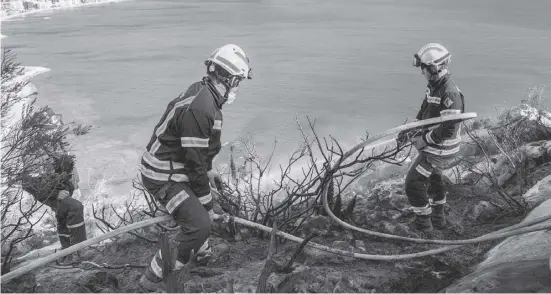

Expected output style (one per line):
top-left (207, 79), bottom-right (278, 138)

top-left (58, 197), bottom-right (91, 263)
top-left (46, 200), bottom-right (69, 249)
top-left (139, 176), bottom-right (170, 291)
top-left (195, 191), bottom-right (215, 266)
top-left (63, 197), bottom-right (87, 245)
top-left (56, 217), bottom-right (71, 249)
top-left (405, 153), bottom-right (434, 231)
top-left (55, 207), bottom-right (72, 265)
top-left (140, 180), bottom-right (211, 290)
top-left (428, 168), bottom-right (447, 228)
top-left (171, 186), bottom-right (211, 265)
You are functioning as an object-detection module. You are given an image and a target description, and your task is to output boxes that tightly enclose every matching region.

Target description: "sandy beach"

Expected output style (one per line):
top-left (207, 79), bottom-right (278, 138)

top-left (1, 0), bottom-right (130, 22)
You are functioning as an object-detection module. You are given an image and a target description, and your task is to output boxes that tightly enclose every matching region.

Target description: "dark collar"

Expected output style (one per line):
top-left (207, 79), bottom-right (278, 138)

top-left (202, 77), bottom-right (225, 109)
top-left (428, 73), bottom-right (450, 89)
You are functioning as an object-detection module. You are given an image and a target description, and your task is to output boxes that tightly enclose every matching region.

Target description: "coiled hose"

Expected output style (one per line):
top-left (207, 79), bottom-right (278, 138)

top-left (321, 136), bottom-right (551, 245)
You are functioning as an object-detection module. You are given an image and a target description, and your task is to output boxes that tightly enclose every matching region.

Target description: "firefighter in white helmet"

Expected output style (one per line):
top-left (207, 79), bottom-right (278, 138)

top-left (138, 44), bottom-right (253, 291)
top-left (399, 43), bottom-right (465, 231)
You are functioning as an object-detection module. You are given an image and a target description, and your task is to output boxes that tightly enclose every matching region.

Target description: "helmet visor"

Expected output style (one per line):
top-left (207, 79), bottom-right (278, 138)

top-left (413, 54), bottom-right (422, 67)
top-left (226, 75), bottom-right (244, 88)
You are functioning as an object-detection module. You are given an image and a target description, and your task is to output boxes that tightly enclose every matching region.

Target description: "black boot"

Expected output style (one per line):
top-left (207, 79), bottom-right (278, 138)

top-left (139, 267), bottom-right (166, 292)
top-left (431, 204), bottom-right (447, 228)
top-left (411, 214), bottom-right (433, 231)
top-left (56, 234), bottom-right (72, 265)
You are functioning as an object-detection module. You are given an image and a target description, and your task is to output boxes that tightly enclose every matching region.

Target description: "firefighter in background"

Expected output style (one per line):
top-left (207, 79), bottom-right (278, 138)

top-left (24, 108), bottom-right (88, 263)
top-left (138, 44), bottom-right (253, 291)
top-left (21, 153), bottom-right (88, 264)
top-left (400, 43), bottom-right (465, 231)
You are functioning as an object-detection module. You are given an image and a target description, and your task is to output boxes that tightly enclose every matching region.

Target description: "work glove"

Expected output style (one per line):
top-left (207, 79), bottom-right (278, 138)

top-left (412, 135), bottom-right (428, 151)
top-left (57, 190), bottom-right (70, 200)
top-left (397, 130), bottom-right (416, 146)
top-left (207, 171), bottom-right (223, 191)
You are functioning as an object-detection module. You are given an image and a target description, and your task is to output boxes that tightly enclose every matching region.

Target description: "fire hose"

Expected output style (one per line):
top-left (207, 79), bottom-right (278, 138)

top-left (320, 135), bottom-right (551, 244)
top-left (2, 207), bottom-right (549, 284)
top-left (3, 137), bottom-right (550, 283)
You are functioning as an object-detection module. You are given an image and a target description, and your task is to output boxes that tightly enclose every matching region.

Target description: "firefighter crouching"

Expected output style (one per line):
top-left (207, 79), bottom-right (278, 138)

top-left (138, 44), bottom-right (253, 291)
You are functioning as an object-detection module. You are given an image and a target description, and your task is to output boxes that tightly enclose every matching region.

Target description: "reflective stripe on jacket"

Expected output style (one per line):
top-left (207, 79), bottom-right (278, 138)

top-left (415, 74), bottom-right (465, 157)
top-left (140, 78), bottom-right (224, 197)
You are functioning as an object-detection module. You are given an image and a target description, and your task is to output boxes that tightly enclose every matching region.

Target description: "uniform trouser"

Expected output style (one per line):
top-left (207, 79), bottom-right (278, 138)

top-left (405, 151), bottom-right (456, 216)
top-left (45, 197), bottom-right (87, 248)
top-left (141, 175), bottom-right (213, 282)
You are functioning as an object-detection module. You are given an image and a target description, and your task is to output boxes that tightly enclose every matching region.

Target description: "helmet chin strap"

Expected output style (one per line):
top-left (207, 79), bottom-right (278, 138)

top-left (213, 82), bottom-right (227, 97)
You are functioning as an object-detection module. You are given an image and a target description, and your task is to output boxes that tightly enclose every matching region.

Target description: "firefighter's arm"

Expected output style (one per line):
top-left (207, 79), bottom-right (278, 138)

top-left (51, 175), bottom-right (74, 200)
top-left (398, 99), bottom-right (426, 144)
top-left (422, 91), bottom-right (463, 145)
top-left (177, 110), bottom-right (213, 197)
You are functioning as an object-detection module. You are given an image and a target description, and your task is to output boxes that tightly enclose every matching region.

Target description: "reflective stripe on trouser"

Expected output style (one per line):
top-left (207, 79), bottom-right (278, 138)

top-left (57, 197), bottom-right (87, 248)
top-left (58, 229), bottom-right (71, 249)
top-left (405, 151), bottom-right (454, 215)
top-left (144, 248), bottom-right (187, 282)
top-left (141, 175), bottom-right (212, 281)
top-left (144, 239), bottom-right (212, 282)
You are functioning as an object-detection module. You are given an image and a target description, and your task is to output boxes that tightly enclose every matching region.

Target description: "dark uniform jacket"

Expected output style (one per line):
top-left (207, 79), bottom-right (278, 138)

top-left (415, 73), bottom-right (465, 157)
top-left (140, 77), bottom-right (224, 197)
top-left (21, 172), bottom-right (74, 210)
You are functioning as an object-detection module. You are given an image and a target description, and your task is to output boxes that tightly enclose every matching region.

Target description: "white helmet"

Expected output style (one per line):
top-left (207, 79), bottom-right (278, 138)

top-left (205, 44), bottom-right (252, 80)
top-left (204, 44), bottom-right (253, 104)
top-left (413, 43), bottom-right (451, 74)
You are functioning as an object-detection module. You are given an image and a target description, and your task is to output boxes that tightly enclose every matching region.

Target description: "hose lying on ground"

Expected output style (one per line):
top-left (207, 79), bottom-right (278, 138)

top-left (322, 133), bottom-right (551, 244)
top-left (1, 215), bottom-right (172, 284)
top-left (322, 179), bottom-right (551, 245)
top-left (3, 131), bottom-right (549, 282)
top-left (215, 212), bottom-right (551, 257)
top-left (2, 208), bottom-right (550, 284)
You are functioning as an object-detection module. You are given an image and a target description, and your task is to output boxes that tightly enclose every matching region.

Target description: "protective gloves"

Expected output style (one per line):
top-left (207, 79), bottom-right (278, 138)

top-left (57, 190), bottom-right (70, 200)
top-left (412, 135), bottom-right (428, 151)
top-left (207, 170), bottom-right (223, 191)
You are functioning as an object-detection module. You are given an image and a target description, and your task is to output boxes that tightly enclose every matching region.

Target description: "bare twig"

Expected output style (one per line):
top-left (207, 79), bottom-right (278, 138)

top-left (1, 48), bottom-right (92, 273)
top-left (225, 277), bottom-right (235, 293)
top-left (256, 221), bottom-right (278, 293)
top-left (92, 204), bottom-right (157, 243)
top-left (50, 261), bottom-right (146, 270)
top-left (283, 232), bottom-right (316, 273)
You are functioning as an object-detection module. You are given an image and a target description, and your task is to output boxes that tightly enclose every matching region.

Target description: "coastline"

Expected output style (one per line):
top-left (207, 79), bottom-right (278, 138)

top-left (1, 14), bottom-right (550, 294)
top-left (4, 66), bottom-right (51, 88)
top-left (1, 0), bottom-right (124, 126)
top-left (0, 0), bottom-right (130, 23)
top-left (1, 66), bottom-right (51, 131)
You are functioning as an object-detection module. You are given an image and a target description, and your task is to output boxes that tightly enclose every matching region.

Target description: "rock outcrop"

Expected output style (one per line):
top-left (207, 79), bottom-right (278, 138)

top-left (443, 102), bottom-right (551, 187)
top-left (444, 197), bottom-right (551, 292)
top-left (523, 174), bottom-right (551, 208)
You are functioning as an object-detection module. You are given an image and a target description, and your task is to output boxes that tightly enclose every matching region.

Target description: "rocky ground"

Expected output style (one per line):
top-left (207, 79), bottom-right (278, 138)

top-left (4, 177), bottom-right (537, 293)
top-left (3, 101), bottom-right (551, 293)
